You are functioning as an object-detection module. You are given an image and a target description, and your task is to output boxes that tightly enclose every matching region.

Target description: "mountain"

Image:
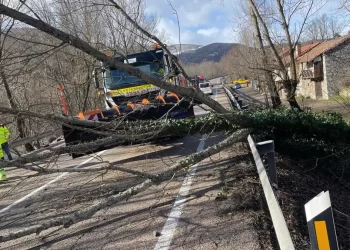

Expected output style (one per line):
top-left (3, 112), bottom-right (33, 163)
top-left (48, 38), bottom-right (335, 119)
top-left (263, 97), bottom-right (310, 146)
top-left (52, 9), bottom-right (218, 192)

top-left (178, 43), bottom-right (241, 64)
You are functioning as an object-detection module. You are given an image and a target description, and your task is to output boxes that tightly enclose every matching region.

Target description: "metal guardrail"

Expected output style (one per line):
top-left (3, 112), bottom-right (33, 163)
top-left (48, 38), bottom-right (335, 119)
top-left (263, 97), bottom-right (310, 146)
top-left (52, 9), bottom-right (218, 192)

top-left (222, 87), bottom-right (295, 248)
top-left (224, 84), bottom-right (339, 249)
top-left (248, 135), bottom-right (295, 250)
top-left (248, 135), bottom-right (340, 250)
top-left (230, 87), bottom-right (267, 107)
top-left (223, 85), bottom-right (241, 110)
top-left (10, 130), bottom-right (62, 148)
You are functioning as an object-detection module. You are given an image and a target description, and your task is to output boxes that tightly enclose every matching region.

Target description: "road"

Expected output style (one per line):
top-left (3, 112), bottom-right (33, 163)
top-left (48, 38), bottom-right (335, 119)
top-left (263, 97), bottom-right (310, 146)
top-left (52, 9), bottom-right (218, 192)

top-left (0, 84), bottom-right (239, 250)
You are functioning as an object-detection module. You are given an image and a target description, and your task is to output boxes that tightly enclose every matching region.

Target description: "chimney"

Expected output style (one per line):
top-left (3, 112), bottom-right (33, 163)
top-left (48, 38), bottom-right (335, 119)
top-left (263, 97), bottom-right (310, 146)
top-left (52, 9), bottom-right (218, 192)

top-left (295, 43), bottom-right (301, 57)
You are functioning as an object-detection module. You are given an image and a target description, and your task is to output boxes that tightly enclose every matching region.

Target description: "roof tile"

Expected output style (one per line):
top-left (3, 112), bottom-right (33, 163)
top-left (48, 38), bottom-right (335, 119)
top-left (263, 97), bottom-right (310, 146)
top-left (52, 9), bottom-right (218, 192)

top-left (281, 42), bottom-right (321, 65)
top-left (297, 34), bottom-right (350, 63)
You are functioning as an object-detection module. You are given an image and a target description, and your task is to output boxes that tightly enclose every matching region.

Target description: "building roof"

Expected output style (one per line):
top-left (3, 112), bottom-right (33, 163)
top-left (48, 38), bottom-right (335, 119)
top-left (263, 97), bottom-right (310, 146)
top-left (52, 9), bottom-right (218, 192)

top-left (297, 34), bottom-right (350, 63)
top-left (281, 42), bottom-right (321, 65)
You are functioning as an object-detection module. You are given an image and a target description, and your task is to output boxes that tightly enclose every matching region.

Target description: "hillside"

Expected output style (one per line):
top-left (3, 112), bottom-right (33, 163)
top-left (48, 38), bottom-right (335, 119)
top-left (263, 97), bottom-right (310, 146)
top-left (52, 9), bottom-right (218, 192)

top-left (178, 43), bottom-right (241, 64)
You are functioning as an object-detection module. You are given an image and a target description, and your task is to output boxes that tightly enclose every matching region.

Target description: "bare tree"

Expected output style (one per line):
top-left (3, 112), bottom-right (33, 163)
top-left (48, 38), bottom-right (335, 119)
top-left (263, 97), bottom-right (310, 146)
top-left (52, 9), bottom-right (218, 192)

top-left (304, 14), bottom-right (347, 40)
top-left (246, 0), bottom-right (321, 110)
top-left (248, 6), bottom-right (281, 108)
top-left (0, 1), bottom-right (38, 151)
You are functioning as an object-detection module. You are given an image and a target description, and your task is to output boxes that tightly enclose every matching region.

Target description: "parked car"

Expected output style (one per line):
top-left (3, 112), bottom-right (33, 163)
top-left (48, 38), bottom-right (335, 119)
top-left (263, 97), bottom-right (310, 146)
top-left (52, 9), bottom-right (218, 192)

top-left (234, 83), bottom-right (242, 89)
top-left (199, 82), bottom-right (213, 95)
top-left (232, 79), bottom-right (249, 85)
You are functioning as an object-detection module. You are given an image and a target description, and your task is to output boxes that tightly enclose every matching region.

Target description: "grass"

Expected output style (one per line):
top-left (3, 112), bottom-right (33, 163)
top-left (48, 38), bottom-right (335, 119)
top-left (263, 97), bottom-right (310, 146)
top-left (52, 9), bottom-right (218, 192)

top-left (296, 95), bottom-right (350, 103)
top-left (321, 95), bottom-right (350, 103)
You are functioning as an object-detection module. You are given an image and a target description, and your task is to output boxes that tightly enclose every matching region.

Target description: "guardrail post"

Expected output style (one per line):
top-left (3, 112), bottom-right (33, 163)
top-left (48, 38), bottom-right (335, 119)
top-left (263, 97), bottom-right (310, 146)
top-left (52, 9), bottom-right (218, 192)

top-left (304, 191), bottom-right (339, 250)
top-left (248, 135), bottom-right (295, 250)
top-left (255, 140), bottom-right (277, 187)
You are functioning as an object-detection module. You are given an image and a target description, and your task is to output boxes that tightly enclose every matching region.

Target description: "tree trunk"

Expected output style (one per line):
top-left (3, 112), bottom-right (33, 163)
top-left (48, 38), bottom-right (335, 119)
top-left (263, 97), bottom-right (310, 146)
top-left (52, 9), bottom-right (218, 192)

top-left (249, 7), bottom-right (281, 108)
top-left (248, 0), bottom-right (301, 110)
top-left (283, 79), bottom-right (302, 111)
top-left (275, 0), bottom-right (302, 111)
top-left (1, 69), bottom-right (35, 152)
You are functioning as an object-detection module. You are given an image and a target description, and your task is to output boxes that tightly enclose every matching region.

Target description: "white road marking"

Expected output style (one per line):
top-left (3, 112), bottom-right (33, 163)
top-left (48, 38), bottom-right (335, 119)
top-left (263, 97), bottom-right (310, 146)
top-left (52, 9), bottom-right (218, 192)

top-left (154, 134), bottom-right (207, 250)
top-left (154, 90), bottom-right (219, 249)
top-left (0, 150), bottom-right (107, 214)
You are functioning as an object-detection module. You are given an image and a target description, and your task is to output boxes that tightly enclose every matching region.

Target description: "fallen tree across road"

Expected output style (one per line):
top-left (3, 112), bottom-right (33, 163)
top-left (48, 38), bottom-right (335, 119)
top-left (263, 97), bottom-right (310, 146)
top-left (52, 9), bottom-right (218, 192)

top-left (0, 129), bottom-right (250, 242)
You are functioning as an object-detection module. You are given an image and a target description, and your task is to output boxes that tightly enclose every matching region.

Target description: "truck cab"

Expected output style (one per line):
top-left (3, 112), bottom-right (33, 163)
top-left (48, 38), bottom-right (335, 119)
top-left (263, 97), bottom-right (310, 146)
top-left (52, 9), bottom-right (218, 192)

top-left (94, 48), bottom-right (181, 110)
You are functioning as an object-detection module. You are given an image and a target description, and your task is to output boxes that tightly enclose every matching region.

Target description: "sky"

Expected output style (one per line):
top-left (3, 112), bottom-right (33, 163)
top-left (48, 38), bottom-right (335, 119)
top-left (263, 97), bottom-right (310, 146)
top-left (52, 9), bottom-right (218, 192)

top-left (144, 0), bottom-right (349, 46)
top-left (144, 0), bottom-right (236, 45)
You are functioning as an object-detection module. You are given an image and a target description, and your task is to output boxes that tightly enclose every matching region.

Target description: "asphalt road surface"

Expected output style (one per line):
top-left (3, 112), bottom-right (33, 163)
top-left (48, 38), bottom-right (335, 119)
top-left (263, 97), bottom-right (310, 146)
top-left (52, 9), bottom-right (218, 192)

top-left (0, 85), bottom-right (235, 250)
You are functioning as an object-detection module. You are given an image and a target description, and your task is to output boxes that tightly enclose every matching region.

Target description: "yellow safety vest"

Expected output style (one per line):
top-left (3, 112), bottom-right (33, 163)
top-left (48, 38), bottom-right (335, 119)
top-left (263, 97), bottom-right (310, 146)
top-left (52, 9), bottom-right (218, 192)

top-left (158, 68), bottom-right (165, 76)
top-left (0, 126), bottom-right (10, 145)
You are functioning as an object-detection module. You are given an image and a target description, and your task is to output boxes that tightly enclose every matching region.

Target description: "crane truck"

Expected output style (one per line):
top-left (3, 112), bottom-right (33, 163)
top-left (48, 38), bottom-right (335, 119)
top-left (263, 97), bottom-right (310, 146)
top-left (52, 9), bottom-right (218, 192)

top-left (62, 45), bottom-right (196, 158)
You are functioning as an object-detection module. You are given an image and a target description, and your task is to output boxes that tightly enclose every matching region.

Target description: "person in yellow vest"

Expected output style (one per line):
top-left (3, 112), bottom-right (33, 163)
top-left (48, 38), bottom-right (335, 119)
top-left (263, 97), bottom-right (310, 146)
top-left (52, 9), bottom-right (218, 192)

top-left (0, 145), bottom-right (7, 181)
top-left (0, 123), bottom-right (12, 161)
top-left (0, 145), bottom-right (3, 161)
top-left (151, 64), bottom-right (164, 77)
top-left (157, 66), bottom-right (165, 76)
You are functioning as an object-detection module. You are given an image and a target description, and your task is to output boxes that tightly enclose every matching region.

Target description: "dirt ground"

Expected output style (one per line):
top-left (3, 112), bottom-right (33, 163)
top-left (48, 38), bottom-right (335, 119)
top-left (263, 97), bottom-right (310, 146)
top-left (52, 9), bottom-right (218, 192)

top-left (193, 143), bottom-right (278, 250)
top-left (296, 97), bottom-right (350, 120)
top-left (273, 154), bottom-right (350, 249)
top-left (239, 86), bottom-right (350, 120)
top-left (216, 144), bottom-right (277, 250)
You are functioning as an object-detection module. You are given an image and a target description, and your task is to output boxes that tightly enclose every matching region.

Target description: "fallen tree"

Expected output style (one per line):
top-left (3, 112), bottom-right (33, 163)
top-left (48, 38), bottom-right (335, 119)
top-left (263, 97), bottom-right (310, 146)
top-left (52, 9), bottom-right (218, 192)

top-left (0, 128), bottom-right (251, 241)
top-left (0, 2), bottom-right (349, 244)
top-left (1, 107), bottom-right (349, 171)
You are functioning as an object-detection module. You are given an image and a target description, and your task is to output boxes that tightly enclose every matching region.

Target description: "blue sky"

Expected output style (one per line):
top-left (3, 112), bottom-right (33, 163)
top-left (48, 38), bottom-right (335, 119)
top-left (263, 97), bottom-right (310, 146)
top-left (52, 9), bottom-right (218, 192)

top-left (145, 0), bottom-right (235, 45)
top-left (145, 0), bottom-right (350, 45)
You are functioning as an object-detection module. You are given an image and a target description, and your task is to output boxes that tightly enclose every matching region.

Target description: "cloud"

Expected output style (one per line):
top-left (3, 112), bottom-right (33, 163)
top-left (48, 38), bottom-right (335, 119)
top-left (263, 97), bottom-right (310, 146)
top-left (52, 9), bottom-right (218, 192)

top-left (144, 0), bottom-right (236, 45)
top-left (145, 0), bottom-right (347, 45)
top-left (197, 27), bottom-right (219, 36)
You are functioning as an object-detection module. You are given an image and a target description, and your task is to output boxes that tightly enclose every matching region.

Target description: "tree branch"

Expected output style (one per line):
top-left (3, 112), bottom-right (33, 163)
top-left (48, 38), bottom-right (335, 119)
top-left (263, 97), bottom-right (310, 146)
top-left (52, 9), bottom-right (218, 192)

top-left (0, 4), bottom-right (228, 114)
top-left (0, 128), bottom-right (250, 241)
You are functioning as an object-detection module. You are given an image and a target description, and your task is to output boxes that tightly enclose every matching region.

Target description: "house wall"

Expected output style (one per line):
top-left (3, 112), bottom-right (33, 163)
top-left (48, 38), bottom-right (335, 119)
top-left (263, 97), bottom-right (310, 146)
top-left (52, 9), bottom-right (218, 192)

top-left (322, 54), bottom-right (328, 99)
top-left (298, 58), bottom-right (328, 100)
top-left (324, 39), bottom-right (350, 98)
top-left (298, 62), bottom-right (317, 99)
top-left (299, 79), bottom-right (316, 99)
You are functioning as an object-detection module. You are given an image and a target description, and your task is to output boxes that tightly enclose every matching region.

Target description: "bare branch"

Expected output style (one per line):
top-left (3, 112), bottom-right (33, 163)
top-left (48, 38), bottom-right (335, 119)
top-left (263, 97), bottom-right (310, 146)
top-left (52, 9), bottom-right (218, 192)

top-left (0, 3), bottom-right (228, 114)
top-left (0, 128), bottom-right (250, 241)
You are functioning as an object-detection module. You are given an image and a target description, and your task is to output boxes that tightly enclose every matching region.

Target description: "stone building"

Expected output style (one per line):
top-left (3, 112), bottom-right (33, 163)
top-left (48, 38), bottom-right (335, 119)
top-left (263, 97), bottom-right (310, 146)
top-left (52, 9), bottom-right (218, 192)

top-left (274, 42), bottom-right (321, 99)
top-left (274, 34), bottom-right (350, 100)
top-left (297, 34), bottom-right (350, 100)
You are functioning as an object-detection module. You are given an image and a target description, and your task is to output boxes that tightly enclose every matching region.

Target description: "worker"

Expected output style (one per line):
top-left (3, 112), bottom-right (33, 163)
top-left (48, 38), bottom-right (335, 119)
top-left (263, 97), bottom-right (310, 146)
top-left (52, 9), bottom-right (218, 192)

top-left (152, 64), bottom-right (165, 76)
top-left (0, 146), bottom-right (7, 181)
top-left (0, 123), bottom-right (12, 161)
top-left (0, 146), bottom-right (3, 161)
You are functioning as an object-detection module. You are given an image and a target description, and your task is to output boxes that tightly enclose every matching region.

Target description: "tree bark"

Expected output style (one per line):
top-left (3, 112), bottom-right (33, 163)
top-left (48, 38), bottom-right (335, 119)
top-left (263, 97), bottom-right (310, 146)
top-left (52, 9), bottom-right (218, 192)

top-left (275, 0), bottom-right (302, 111)
top-left (249, 7), bottom-right (281, 108)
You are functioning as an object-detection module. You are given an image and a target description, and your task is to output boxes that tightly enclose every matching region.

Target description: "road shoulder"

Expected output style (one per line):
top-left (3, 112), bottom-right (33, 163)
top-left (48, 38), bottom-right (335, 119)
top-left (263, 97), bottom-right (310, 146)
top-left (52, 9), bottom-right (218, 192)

top-left (166, 142), bottom-right (275, 250)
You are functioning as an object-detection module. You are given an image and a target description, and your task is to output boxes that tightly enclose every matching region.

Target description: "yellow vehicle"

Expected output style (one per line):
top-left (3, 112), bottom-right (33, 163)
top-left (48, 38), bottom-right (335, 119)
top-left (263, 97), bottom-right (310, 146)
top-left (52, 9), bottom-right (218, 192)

top-left (232, 79), bottom-right (249, 85)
